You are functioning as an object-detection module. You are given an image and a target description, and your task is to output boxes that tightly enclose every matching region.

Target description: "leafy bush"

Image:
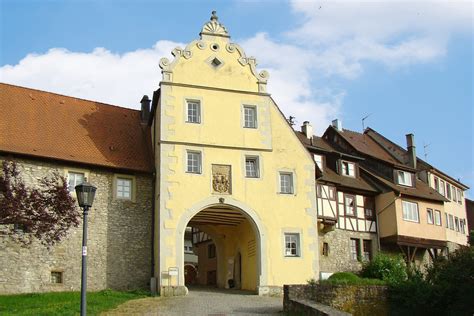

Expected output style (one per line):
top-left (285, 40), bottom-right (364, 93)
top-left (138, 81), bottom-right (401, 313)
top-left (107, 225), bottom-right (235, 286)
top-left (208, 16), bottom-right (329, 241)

top-left (390, 246), bottom-right (474, 316)
top-left (321, 272), bottom-right (385, 285)
top-left (361, 253), bottom-right (407, 284)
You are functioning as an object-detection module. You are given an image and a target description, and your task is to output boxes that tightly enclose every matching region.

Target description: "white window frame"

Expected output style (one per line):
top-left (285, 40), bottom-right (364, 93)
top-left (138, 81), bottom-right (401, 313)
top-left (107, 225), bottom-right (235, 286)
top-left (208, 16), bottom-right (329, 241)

top-left (279, 172), bottom-right (294, 194)
top-left (186, 151), bottom-right (202, 174)
top-left (243, 105), bottom-right (257, 128)
top-left (397, 170), bottom-right (413, 187)
top-left (186, 100), bottom-right (201, 124)
top-left (344, 194), bottom-right (356, 217)
top-left (448, 214), bottom-right (454, 230)
top-left (350, 238), bottom-right (360, 261)
top-left (439, 180), bottom-right (445, 196)
top-left (454, 217), bottom-right (460, 232)
top-left (67, 171), bottom-right (85, 192)
top-left (245, 156), bottom-right (260, 178)
top-left (446, 183), bottom-right (451, 199)
top-left (457, 189), bottom-right (462, 204)
top-left (402, 200), bottom-right (419, 223)
top-left (341, 160), bottom-right (355, 177)
top-left (284, 233), bottom-right (300, 257)
top-left (427, 209), bottom-right (434, 225)
top-left (313, 154), bottom-right (323, 171)
top-left (434, 210), bottom-right (442, 226)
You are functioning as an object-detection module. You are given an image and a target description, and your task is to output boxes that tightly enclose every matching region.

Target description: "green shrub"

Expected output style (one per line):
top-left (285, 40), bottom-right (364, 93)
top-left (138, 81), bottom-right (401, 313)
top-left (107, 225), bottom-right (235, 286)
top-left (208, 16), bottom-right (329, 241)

top-left (361, 253), bottom-right (407, 284)
top-left (390, 246), bottom-right (474, 316)
top-left (321, 272), bottom-right (385, 285)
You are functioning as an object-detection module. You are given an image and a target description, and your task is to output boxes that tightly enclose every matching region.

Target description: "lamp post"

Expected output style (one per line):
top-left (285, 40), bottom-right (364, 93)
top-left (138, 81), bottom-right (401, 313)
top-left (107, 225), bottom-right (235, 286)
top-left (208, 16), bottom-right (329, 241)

top-left (75, 182), bottom-right (97, 316)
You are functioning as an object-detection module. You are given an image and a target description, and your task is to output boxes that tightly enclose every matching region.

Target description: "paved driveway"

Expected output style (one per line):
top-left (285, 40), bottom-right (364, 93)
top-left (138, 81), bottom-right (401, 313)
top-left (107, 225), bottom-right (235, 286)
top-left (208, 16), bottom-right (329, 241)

top-left (102, 287), bottom-right (283, 316)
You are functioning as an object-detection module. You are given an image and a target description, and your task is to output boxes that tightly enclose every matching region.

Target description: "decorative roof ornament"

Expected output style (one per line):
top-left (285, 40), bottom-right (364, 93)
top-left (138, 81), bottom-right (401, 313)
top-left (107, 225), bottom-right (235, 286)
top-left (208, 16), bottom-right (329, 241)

top-left (200, 10), bottom-right (230, 39)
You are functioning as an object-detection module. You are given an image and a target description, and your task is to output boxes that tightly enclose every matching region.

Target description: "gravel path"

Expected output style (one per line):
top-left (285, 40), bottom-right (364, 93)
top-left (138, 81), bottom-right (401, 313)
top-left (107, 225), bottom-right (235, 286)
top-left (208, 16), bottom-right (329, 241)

top-left (102, 286), bottom-right (283, 316)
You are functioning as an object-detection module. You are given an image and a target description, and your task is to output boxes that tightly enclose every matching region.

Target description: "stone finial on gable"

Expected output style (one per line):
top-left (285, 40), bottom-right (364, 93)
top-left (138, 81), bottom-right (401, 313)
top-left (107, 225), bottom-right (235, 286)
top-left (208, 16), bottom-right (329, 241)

top-left (200, 10), bottom-right (230, 39)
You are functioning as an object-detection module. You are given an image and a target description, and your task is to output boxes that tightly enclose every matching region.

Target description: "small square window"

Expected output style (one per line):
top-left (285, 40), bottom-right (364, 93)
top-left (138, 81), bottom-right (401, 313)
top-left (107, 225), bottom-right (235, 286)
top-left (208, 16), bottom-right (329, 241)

top-left (51, 271), bottom-right (63, 284)
top-left (116, 178), bottom-right (132, 200)
top-left (187, 151), bottom-right (202, 174)
top-left (243, 106), bottom-right (257, 128)
top-left (344, 195), bottom-right (355, 216)
top-left (284, 233), bottom-right (300, 257)
top-left (341, 161), bottom-right (355, 177)
top-left (397, 170), bottom-right (413, 187)
top-left (186, 100), bottom-right (201, 123)
top-left (68, 172), bottom-right (84, 191)
top-left (279, 172), bottom-right (293, 194)
top-left (245, 156), bottom-right (259, 178)
top-left (211, 58), bottom-right (222, 67)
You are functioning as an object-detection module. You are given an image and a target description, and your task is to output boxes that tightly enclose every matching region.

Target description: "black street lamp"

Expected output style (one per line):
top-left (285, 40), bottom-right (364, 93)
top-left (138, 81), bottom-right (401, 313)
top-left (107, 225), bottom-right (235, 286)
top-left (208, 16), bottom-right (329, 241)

top-left (75, 182), bottom-right (97, 316)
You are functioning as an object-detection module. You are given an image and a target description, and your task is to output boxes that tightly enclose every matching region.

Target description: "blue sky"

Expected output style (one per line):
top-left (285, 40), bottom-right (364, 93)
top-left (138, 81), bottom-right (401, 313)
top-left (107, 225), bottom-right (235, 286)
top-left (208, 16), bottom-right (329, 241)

top-left (1, 0), bottom-right (473, 195)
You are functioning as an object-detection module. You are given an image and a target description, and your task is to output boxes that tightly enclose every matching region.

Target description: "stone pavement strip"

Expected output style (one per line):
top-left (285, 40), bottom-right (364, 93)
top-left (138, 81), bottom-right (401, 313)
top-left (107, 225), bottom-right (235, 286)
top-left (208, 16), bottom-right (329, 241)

top-left (102, 287), bottom-right (283, 316)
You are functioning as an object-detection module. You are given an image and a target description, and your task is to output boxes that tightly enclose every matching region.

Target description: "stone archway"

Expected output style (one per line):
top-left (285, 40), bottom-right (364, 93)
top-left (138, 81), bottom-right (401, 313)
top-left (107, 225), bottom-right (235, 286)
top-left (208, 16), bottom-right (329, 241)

top-left (176, 197), bottom-right (268, 292)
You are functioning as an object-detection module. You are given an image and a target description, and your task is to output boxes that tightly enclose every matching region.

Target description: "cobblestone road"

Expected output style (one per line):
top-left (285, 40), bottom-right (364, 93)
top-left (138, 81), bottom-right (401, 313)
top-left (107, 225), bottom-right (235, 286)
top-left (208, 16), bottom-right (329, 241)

top-left (102, 286), bottom-right (283, 316)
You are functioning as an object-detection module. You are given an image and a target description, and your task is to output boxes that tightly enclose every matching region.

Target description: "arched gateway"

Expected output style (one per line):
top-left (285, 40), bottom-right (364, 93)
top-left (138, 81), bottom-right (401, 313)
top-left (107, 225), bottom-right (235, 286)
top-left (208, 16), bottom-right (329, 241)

top-left (153, 12), bottom-right (319, 296)
top-left (177, 198), bottom-right (268, 291)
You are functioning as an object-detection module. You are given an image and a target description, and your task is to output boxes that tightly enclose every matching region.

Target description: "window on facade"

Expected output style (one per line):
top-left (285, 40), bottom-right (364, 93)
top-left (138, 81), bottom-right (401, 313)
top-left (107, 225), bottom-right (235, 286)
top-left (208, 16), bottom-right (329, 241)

top-left (316, 184), bottom-right (322, 197)
top-left (457, 189), bottom-right (462, 204)
top-left (433, 176), bottom-right (439, 192)
top-left (243, 105), bottom-right (257, 128)
top-left (186, 100), bottom-right (201, 123)
top-left (284, 233), bottom-right (300, 257)
top-left (341, 161), bottom-right (355, 177)
top-left (454, 217), bottom-right (460, 232)
top-left (344, 195), bottom-right (355, 216)
top-left (186, 151), bottom-right (202, 174)
top-left (434, 210), bottom-right (442, 226)
top-left (445, 213), bottom-right (449, 228)
top-left (364, 197), bottom-right (375, 219)
top-left (402, 201), bottom-right (419, 223)
top-left (397, 170), bottom-right (413, 187)
top-left (363, 240), bottom-right (372, 261)
top-left (67, 172), bottom-right (84, 192)
top-left (116, 178), bottom-right (132, 199)
top-left (451, 186), bottom-right (456, 201)
top-left (328, 186), bottom-right (336, 200)
top-left (314, 154), bottom-right (323, 171)
top-left (245, 156), bottom-right (259, 178)
top-left (350, 238), bottom-right (360, 261)
top-left (439, 180), bottom-right (445, 196)
top-left (427, 209), bottom-right (434, 225)
top-left (460, 219), bottom-right (466, 234)
top-left (448, 214), bottom-right (454, 230)
top-left (184, 245), bottom-right (194, 253)
top-left (208, 243), bottom-right (216, 258)
top-left (322, 242), bottom-right (329, 256)
top-left (279, 172), bottom-right (294, 194)
top-left (51, 271), bottom-right (63, 284)
top-left (446, 183), bottom-right (451, 199)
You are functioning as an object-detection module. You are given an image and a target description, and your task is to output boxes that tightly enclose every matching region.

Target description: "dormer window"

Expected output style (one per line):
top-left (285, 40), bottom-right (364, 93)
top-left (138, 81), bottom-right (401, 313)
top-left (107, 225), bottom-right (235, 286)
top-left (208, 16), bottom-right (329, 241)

top-left (397, 170), bottom-right (413, 187)
top-left (313, 154), bottom-right (323, 171)
top-left (341, 161), bottom-right (355, 177)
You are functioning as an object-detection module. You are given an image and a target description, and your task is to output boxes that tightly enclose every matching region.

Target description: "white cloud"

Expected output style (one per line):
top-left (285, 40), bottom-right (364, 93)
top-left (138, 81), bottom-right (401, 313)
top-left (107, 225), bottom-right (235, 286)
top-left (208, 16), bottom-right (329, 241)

top-left (0, 41), bottom-right (181, 108)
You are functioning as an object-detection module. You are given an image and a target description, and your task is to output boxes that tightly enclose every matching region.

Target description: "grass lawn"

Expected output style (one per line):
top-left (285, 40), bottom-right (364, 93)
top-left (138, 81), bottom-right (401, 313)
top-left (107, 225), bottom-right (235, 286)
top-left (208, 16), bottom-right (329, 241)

top-left (0, 289), bottom-right (149, 316)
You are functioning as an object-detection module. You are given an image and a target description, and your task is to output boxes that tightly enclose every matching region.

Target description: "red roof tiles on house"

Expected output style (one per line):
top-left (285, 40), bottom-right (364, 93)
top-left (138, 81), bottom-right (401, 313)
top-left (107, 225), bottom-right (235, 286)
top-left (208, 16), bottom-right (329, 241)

top-left (0, 83), bottom-right (154, 173)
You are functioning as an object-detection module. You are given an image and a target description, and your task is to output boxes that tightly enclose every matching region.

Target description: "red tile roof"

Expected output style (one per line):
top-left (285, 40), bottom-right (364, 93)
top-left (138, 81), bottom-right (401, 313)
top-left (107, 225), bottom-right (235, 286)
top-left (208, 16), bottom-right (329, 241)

top-left (0, 83), bottom-right (154, 173)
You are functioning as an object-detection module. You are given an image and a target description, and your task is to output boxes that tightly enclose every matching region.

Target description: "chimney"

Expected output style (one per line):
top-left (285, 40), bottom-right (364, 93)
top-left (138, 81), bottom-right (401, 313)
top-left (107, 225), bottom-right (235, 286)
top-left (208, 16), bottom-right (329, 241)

top-left (301, 121), bottom-right (313, 140)
top-left (332, 119), bottom-right (342, 131)
top-left (406, 133), bottom-right (416, 169)
top-left (140, 95), bottom-right (151, 124)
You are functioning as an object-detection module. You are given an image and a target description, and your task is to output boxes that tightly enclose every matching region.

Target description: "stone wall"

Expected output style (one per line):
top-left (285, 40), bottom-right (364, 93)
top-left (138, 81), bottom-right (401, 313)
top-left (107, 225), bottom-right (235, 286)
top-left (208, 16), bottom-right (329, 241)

top-left (318, 229), bottom-right (378, 274)
top-left (284, 284), bottom-right (389, 316)
top-left (0, 156), bottom-right (153, 294)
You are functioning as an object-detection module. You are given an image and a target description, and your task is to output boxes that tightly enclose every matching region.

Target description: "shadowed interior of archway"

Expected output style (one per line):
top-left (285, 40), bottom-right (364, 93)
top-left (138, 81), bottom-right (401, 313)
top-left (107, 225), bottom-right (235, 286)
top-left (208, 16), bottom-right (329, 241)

top-left (184, 205), bottom-right (259, 292)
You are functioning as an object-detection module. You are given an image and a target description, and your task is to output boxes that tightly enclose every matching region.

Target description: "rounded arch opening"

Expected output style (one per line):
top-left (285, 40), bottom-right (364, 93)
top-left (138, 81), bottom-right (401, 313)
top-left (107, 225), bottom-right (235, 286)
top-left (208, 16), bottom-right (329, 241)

top-left (176, 198), bottom-right (267, 292)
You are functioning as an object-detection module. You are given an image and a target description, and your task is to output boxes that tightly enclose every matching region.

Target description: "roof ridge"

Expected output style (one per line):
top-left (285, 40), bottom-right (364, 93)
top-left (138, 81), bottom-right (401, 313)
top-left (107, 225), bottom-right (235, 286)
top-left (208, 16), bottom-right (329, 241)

top-left (0, 82), bottom-right (140, 112)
